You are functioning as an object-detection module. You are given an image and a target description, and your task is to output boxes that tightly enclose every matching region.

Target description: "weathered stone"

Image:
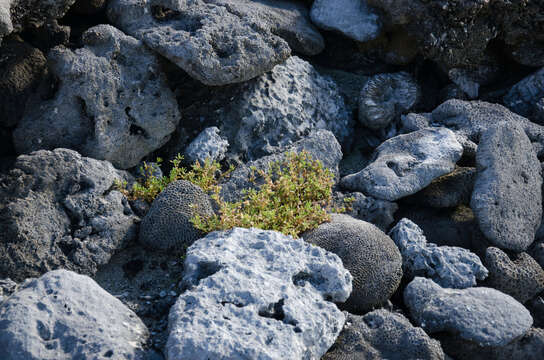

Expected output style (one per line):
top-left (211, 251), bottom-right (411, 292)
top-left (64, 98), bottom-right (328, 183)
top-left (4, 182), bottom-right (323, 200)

top-left (341, 127), bottom-right (463, 201)
top-left (166, 227), bottom-right (352, 360)
top-left (14, 25), bottom-right (180, 169)
top-left (184, 127), bottom-right (229, 165)
top-left (0, 149), bottom-right (138, 281)
top-left (333, 191), bottom-right (398, 231)
top-left (504, 67), bottom-right (544, 123)
top-left (0, 270), bottom-right (148, 360)
top-left (471, 122), bottom-right (542, 252)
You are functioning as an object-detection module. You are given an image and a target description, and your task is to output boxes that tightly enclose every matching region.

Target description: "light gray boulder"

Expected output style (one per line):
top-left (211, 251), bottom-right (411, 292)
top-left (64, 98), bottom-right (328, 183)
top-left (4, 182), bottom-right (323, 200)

top-left (108, 0), bottom-right (324, 86)
top-left (341, 127), bottom-right (463, 201)
top-left (13, 25), bottom-right (180, 169)
top-left (404, 277), bottom-right (533, 347)
top-left (184, 127), bottom-right (229, 165)
top-left (471, 122), bottom-right (542, 252)
top-left (166, 227), bottom-right (352, 360)
top-left (310, 0), bottom-right (381, 42)
top-left (389, 218), bottom-right (488, 288)
top-left (323, 310), bottom-right (445, 360)
top-left (0, 148), bottom-right (138, 281)
top-left (504, 67), bottom-right (544, 122)
top-left (0, 270), bottom-right (148, 360)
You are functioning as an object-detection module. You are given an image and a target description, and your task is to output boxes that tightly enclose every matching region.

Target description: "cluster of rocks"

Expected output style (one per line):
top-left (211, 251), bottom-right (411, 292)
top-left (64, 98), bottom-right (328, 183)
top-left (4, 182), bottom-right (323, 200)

top-left (1, 0), bottom-right (544, 359)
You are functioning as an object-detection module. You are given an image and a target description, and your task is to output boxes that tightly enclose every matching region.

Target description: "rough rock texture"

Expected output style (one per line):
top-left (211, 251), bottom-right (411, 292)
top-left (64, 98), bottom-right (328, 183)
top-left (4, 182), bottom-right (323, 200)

top-left (310, 0), bottom-right (381, 42)
top-left (322, 310), bottom-right (445, 360)
top-left (404, 277), bottom-right (533, 347)
top-left (184, 127), bottom-right (229, 164)
top-left (166, 227), bottom-right (352, 360)
top-left (139, 180), bottom-right (214, 252)
top-left (405, 167), bottom-right (475, 208)
top-left (14, 25), bottom-right (180, 169)
top-left (504, 67), bottom-right (544, 123)
top-left (341, 127), bottom-right (463, 201)
top-left (220, 129), bottom-right (342, 202)
top-left (483, 247), bottom-right (544, 304)
top-left (302, 214), bottom-right (402, 314)
top-left (0, 270), bottom-right (148, 360)
top-left (471, 122), bottom-right (542, 252)
top-left (358, 72), bottom-right (420, 130)
top-left (333, 191), bottom-right (398, 231)
top-left (108, 0), bottom-right (324, 86)
top-left (218, 56), bottom-right (351, 161)
top-left (529, 237), bottom-right (544, 270)
top-left (0, 148), bottom-right (138, 281)
top-left (389, 218), bottom-right (488, 288)
top-left (0, 279), bottom-right (17, 303)
top-left (0, 0), bottom-right (76, 44)
top-left (0, 35), bottom-right (46, 128)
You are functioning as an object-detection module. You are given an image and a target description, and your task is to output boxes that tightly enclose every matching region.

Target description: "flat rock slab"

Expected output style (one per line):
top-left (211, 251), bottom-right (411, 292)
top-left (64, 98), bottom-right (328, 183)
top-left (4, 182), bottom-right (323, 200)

top-left (404, 277), bottom-right (533, 347)
top-left (108, 0), bottom-right (323, 85)
top-left (14, 24), bottom-right (180, 169)
top-left (471, 122), bottom-right (542, 252)
top-left (341, 127), bottom-right (463, 201)
top-left (0, 270), bottom-right (148, 360)
top-left (166, 227), bottom-right (352, 360)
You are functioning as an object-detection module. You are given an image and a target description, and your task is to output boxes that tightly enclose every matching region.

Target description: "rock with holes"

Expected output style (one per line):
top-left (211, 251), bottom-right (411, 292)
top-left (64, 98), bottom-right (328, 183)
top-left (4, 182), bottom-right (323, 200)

top-left (341, 127), bottom-right (463, 201)
top-left (404, 277), bottom-right (533, 347)
top-left (323, 310), bottom-right (445, 360)
top-left (310, 0), bottom-right (381, 42)
top-left (184, 127), bottom-right (229, 165)
top-left (108, 0), bottom-right (324, 86)
top-left (13, 25), bottom-right (180, 169)
top-left (504, 67), bottom-right (544, 123)
top-left (471, 122), bottom-right (542, 252)
top-left (0, 148), bottom-right (138, 281)
top-left (166, 227), bottom-right (352, 360)
top-left (389, 218), bottom-right (488, 288)
top-left (139, 180), bottom-right (214, 252)
top-left (0, 269), bottom-right (148, 360)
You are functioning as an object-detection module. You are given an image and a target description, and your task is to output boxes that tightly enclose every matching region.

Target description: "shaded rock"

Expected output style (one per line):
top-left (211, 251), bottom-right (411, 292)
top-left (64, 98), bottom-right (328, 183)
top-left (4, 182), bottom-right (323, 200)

top-left (471, 122), bottom-right (542, 252)
top-left (404, 277), bottom-right (533, 347)
top-left (139, 180), bottom-right (214, 252)
top-left (71, 0), bottom-right (106, 14)
top-left (529, 237), bottom-right (544, 270)
top-left (358, 72), bottom-right (420, 130)
top-left (448, 65), bottom-right (501, 99)
top-left (0, 279), bottom-right (17, 303)
top-left (0, 35), bottom-right (47, 128)
top-left (310, 0), bottom-right (381, 43)
top-left (184, 127), bottom-right (228, 165)
top-left (527, 294), bottom-right (544, 328)
top-left (0, 148), bottom-right (138, 281)
top-left (14, 25), bottom-right (180, 169)
top-left (323, 310), bottom-right (445, 360)
top-left (405, 167), bottom-right (475, 208)
top-left (341, 127), bottom-right (463, 201)
top-left (21, 18), bottom-right (70, 52)
top-left (302, 214), bottom-right (402, 314)
top-left (0, 269), bottom-right (148, 360)
top-left (166, 227), bottom-right (352, 360)
top-left (389, 218), bottom-right (487, 288)
top-left (483, 247), bottom-right (544, 303)
top-left (333, 191), bottom-right (398, 231)
top-left (108, 0), bottom-right (324, 86)
top-left (504, 67), bottom-right (544, 123)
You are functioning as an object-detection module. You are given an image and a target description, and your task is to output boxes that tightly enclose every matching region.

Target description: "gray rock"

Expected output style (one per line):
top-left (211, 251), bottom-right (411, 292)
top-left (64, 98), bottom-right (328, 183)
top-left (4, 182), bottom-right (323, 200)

top-left (0, 148), bottom-right (138, 281)
top-left (0, 269), bottom-right (148, 360)
top-left (322, 310), bottom-right (445, 360)
top-left (108, 0), bottom-right (323, 86)
top-left (471, 122), bottom-right (542, 252)
top-left (448, 65), bottom-right (501, 99)
top-left (166, 227), bottom-right (352, 360)
top-left (483, 247), bottom-right (544, 303)
top-left (220, 129), bottom-right (342, 202)
top-left (13, 25), bottom-right (180, 169)
top-left (302, 214), bottom-right (403, 314)
top-left (341, 127), bottom-right (463, 201)
top-left (184, 127), bottom-right (229, 165)
top-left (529, 238), bottom-right (544, 270)
top-left (333, 191), bottom-right (398, 231)
top-left (139, 180), bottom-right (214, 252)
top-left (219, 56), bottom-right (351, 161)
top-left (404, 277), bottom-right (533, 347)
top-left (358, 72), bottom-right (420, 130)
top-left (0, 278), bottom-right (17, 303)
top-left (310, 0), bottom-right (381, 42)
top-left (389, 218), bottom-right (488, 288)
top-left (504, 67), bottom-right (544, 122)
